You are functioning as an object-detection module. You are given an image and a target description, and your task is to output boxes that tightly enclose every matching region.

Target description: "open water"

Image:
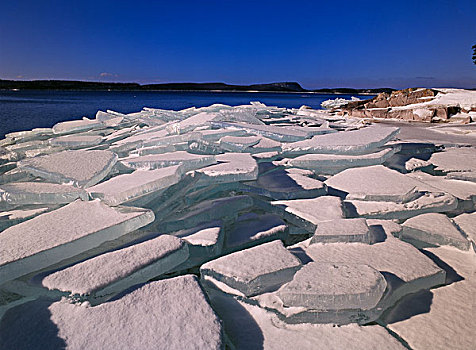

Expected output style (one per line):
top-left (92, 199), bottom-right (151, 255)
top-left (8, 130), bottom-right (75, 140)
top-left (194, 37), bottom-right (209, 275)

top-left (0, 90), bottom-right (372, 137)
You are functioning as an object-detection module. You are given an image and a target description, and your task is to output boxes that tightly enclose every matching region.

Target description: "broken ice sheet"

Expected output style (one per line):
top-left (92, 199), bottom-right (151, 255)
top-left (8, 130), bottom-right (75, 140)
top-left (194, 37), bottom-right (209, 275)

top-left (52, 118), bottom-right (103, 135)
top-left (87, 165), bottom-right (183, 206)
top-left (120, 151), bottom-right (215, 172)
top-left (42, 235), bottom-right (188, 299)
top-left (453, 212), bottom-right (476, 250)
top-left (325, 165), bottom-right (423, 203)
top-left (201, 240), bottom-right (301, 296)
top-left (6, 276), bottom-right (223, 350)
top-left (401, 213), bottom-right (470, 250)
top-left (219, 135), bottom-right (262, 152)
top-left (18, 150), bottom-right (117, 188)
top-left (242, 168), bottom-right (326, 200)
top-left (0, 182), bottom-right (87, 207)
top-left (0, 200), bottom-right (154, 282)
top-left (286, 147), bottom-right (399, 174)
top-left (310, 218), bottom-right (371, 244)
top-left (277, 262), bottom-right (386, 310)
top-left (49, 134), bottom-right (103, 148)
top-left (266, 196), bottom-right (344, 232)
top-left (195, 152), bottom-right (258, 185)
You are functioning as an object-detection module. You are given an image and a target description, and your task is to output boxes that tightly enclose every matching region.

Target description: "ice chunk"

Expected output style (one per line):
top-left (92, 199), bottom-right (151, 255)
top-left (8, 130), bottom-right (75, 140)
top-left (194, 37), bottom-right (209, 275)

top-left (282, 126), bottom-right (399, 155)
top-left (310, 218), bottom-right (371, 244)
top-left (197, 128), bottom-right (247, 141)
top-left (87, 165), bottom-right (182, 206)
top-left (37, 276), bottom-right (223, 349)
top-left (453, 212), bottom-right (476, 250)
top-left (325, 165), bottom-right (424, 203)
top-left (0, 200), bottom-right (154, 282)
top-left (0, 182), bottom-right (87, 206)
top-left (287, 147), bottom-right (399, 174)
top-left (401, 213), bottom-right (470, 250)
top-left (49, 134), bottom-right (103, 148)
top-left (18, 150), bottom-right (117, 188)
top-left (219, 135), bottom-right (261, 152)
top-left (52, 118), bottom-right (103, 134)
top-left (405, 157), bottom-right (432, 172)
top-left (278, 263), bottom-right (386, 310)
top-left (242, 169), bottom-right (327, 200)
top-left (120, 151), bottom-right (215, 172)
top-left (268, 196), bottom-right (344, 231)
top-left (201, 240), bottom-right (301, 296)
top-left (347, 192), bottom-right (458, 220)
top-left (195, 153), bottom-right (258, 184)
top-left (167, 112), bottom-right (220, 134)
top-left (160, 195), bottom-right (253, 232)
top-left (225, 213), bottom-right (287, 251)
top-left (42, 235), bottom-right (188, 299)
top-left (246, 136), bottom-right (282, 153)
top-left (0, 207), bottom-right (50, 231)
top-left (429, 147), bottom-right (476, 174)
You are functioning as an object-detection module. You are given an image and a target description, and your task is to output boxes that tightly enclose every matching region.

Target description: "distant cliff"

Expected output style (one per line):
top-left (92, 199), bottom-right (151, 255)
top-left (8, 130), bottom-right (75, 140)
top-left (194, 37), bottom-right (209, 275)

top-left (0, 79), bottom-right (393, 93)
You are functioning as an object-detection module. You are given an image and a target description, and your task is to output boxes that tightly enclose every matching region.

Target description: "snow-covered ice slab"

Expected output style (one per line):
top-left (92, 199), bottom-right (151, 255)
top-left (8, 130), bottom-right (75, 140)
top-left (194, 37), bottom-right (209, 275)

top-left (225, 213), bottom-right (287, 251)
top-left (52, 118), bottom-right (103, 134)
top-left (18, 150), bottom-right (117, 188)
top-left (0, 200), bottom-right (154, 282)
top-left (401, 213), bottom-right (470, 250)
top-left (195, 153), bottom-right (258, 184)
top-left (42, 276), bottom-right (223, 350)
top-left (388, 246), bottom-right (476, 350)
top-left (282, 126), bottom-right (399, 155)
top-left (310, 218), bottom-right (371, 244)
top-left (278, 262), bottom-right (386, 310)
top-left (242, 169), bottom-right (327, 200)
top-left (267, 196), bottom-right (344, 231)
top-left (120, 151), bottom-right (215, 172)
top-left (167, 112), bottom-right (220, 134)
top-left (325, 165), bottom-right (422, 203)
top-left (49, 134), bottom-right (103, 148)
top-left (219, 135), bottom-right (261, 152)
top-left (160, 195), bottom-right (254, 232)
top-left (453, 212), bottom-right (476, 250)
top-left (201, 240), bottom-right (301, 297)
top-left (429, 147), bottom-right (476, 177)
top-left (87, 165), bottom-right (182, 206)
top-left (0, 207), bottom-right (50, 232)
top-left (286, 147), bottom-right (399, 174)
top-left (42, 235), bottom-right (188, 300)
top-left (347, 192), bottom-right (458, 220)
top-left (0, 182), bottom-right (87, 206)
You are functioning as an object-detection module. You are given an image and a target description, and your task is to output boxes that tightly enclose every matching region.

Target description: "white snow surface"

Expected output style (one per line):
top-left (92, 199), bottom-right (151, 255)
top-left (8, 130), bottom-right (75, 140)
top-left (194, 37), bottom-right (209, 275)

top-left (48, 275), bottom-right (223, 350)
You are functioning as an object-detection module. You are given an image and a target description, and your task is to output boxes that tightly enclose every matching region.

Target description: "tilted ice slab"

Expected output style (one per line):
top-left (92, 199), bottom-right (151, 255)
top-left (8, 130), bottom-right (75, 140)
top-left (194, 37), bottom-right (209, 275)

top-left (87, 165), bottom-right (183, 206)
top-left (42, 235), bottom-right (188, 299)
top-left (160, 195), bottom-right (254, 232)
top-left (52, 118), bottom-right (103, 135)
top-left (0, 206), bottom-right (50, 232)
top-left (201, 240), bottom-right (302, 297)
top-left (195, 153), bottom-right (258, 184)
top-left (196, 128), bottom-right (247, 141)
top-left (242, 169), bottom-right (327, 200)
top-left (219, 135), bottom-right (261, 152)
top-left (167, 112), bottom-right (220, 134)
top-left (212, 121), bottom-right (333, 142)
top-left (246, 136), bottom-right (282, 153)
top-left (453, 212), bottom-right (476, 250)
top-left (325, 165), bottom-right (423, 203)
top-left (0, 182), bottom-right (87, 206)
top-left (44, 276), bottom-right (223, 350)
top-left (310, 218), bottom-right (371, 244)
top-left (120, 151), bottom-right (215, 172)
top-left (267, 196), bottom-right (344, 232)
top-left (282, 126), bottom-right (399, 155)
top-left (0, 200), bottom-right (154, 282)
top-left (401, 213), bottom-right (470, 250)
top-left (347, 192), bottom-right (458, 220)
top-left (225, 213), bottom-right (287, 251)
top-left (49, 134), bottom-right (103, 148)
top-left (277, 262), bottom-right (386, 310)
top-left (286, 147), bottom-right (399, 174)
top-left (18, 150), bottom-right (117, 188)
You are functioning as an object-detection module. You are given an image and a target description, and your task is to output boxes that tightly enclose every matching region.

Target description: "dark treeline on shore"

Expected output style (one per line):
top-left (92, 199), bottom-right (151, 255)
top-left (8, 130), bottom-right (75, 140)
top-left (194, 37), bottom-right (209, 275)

top-left (0, 79), bottom-right (395, 94)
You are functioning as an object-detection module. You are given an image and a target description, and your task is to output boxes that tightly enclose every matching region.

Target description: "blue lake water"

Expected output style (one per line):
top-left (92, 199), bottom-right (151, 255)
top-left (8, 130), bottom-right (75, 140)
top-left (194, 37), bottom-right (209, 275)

top-left (0, 90), bottom-right (372, 138)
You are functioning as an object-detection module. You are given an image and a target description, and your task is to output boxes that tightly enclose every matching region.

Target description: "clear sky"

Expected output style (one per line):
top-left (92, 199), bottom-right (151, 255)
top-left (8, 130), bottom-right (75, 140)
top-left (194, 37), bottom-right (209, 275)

top-left (1, 0), bottom-right (475, 89)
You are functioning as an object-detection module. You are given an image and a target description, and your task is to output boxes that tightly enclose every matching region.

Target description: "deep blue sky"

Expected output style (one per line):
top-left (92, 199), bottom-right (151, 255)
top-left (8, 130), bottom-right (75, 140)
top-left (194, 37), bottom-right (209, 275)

top-left (1, 0), bottom-right (475, 89)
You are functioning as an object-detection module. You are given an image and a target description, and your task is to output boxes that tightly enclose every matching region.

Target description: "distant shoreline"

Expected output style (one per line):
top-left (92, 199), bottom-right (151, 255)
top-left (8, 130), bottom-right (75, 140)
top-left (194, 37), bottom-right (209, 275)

top-left (0, 79), bottom-right (390, 95)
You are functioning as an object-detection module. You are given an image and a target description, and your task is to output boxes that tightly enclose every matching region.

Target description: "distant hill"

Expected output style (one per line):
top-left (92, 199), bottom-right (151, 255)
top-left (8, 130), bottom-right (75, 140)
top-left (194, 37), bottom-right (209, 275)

top-left (0, 79), bottom-right (393, 93)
